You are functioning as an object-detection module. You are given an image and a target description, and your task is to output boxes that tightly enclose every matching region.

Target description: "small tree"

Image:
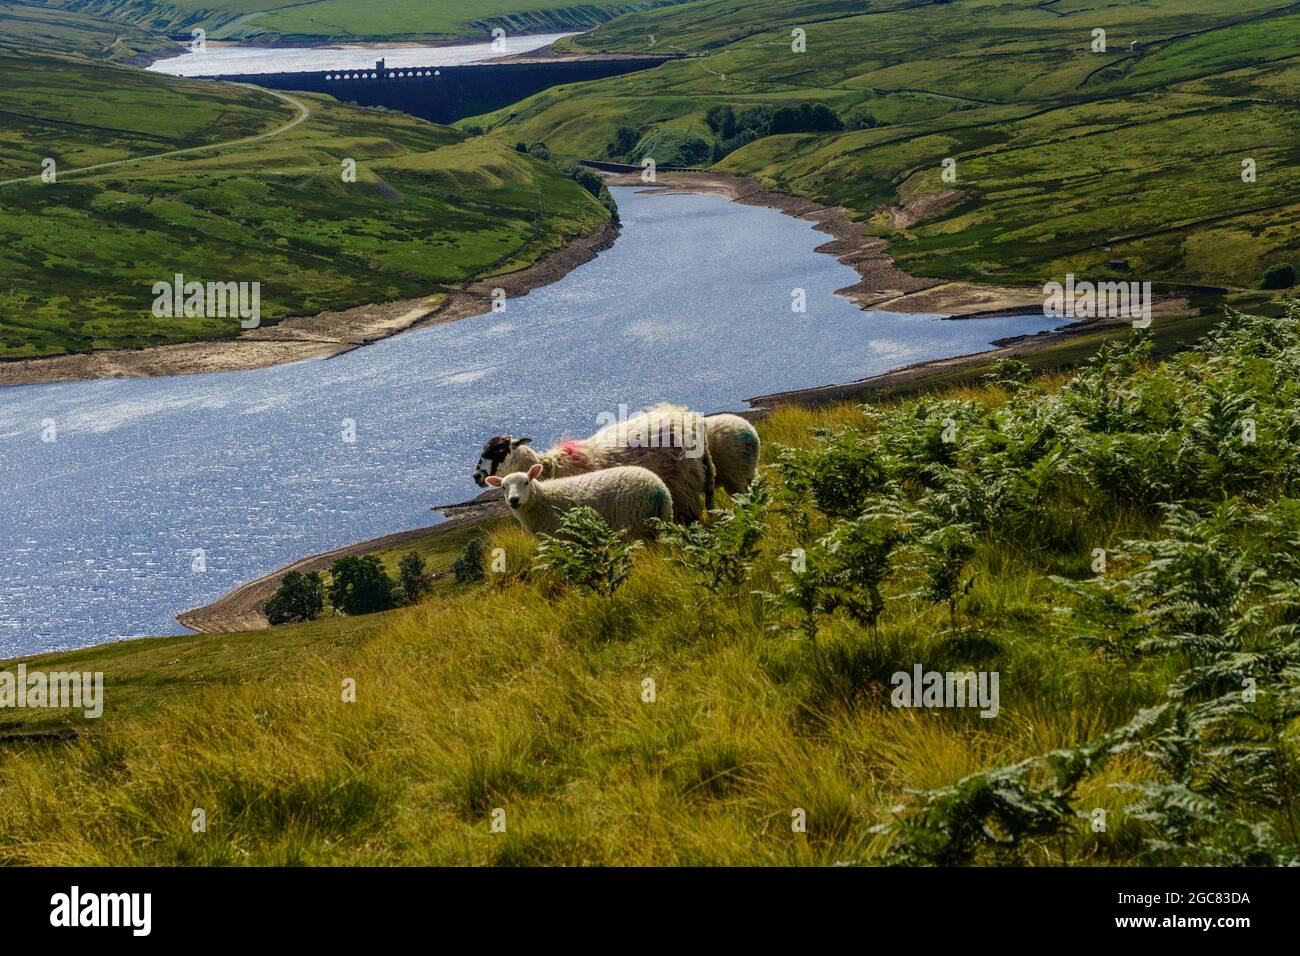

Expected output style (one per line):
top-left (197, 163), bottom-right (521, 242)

top-left (264, 570), bottom-right (325, 625)
top-left (607, 125), bottom-right (639, 159)
top-left (452, 536), bottom-right (489, 584)
top-left (704, 104), bottom-right (737, 139)
top-left (398, 552), bottom-right (432, 604)
top-left (533, 507), bottom-right (641, 596)
top-left (328, 555), bottom-right (398, 616)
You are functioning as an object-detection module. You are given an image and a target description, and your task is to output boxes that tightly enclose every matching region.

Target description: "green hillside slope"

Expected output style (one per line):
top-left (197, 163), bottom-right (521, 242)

top-left (0, 53), bottom-right (609, 359)
top-left (0, 0), bottom-right (178, 61)
top-left (475, 0), bottom-right (1300, 292)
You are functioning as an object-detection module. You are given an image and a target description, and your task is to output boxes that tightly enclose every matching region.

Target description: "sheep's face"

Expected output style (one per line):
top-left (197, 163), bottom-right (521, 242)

top-left (473, 435), bottom-right (532, 487)
top-left (485, 464), bottom-right (544, 510)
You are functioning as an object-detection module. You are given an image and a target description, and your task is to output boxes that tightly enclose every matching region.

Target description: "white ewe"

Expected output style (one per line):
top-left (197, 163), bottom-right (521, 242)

top-left (473, 404), bottom-right (713, 523)
top-left (703, 414), bottom-right (761, 501)
top-left (486, 464), bottom-right (673, 541)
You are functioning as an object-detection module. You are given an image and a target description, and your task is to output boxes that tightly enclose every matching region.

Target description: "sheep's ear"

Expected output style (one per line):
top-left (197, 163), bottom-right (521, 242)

top-left (485, 475), bottom-right (503, 487)
top-left (527, 463), bottom-right (544, 480)
top-left (512, 437), bottom-right (532, 448)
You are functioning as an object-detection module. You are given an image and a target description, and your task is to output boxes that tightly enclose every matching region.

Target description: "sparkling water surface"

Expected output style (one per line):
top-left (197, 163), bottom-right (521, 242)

top-left (0, 186), bottom-right (1066, 655)
top-left (147, 32), bottom-right (582, 76)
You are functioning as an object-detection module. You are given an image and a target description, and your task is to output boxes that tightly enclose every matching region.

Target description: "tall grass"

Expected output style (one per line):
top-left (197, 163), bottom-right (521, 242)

top-left (3, 309), bottom-right (1298, 864)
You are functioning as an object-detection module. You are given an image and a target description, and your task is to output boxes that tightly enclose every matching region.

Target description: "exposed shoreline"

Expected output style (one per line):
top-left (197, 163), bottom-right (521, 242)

top-left (0, 219), bottom-right (620, 389)
top-left (177, 169), bottom-right (1196, 635)
top-left (4, 167), bottom-right (1098, 390)
top-left (602, 170), bottom-right (1055, 319)
top-left (601, 170), bottom-right (1191, 409)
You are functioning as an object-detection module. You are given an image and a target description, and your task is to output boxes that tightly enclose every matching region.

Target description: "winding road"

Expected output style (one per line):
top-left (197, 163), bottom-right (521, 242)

top-left (0, 86), bottom-right (311, 188)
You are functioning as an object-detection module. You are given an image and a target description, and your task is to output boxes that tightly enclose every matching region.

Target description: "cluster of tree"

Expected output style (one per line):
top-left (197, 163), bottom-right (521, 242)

top-left (562, 162), bottom-right (620, 222)
top-left (263, 553), bottom-right (432, 625)
top-left (1262, 262), bottom-right (1296, 289)
top-left (515, 140), bottom-right (551, 161)
top-left (845, 109), bottom-right (885, 130)
top-left (704, 102), bottom-right (849, 160)
top-left (768, 101), bottom-right (845, 134)
top-left (605, 101), bottom-right (854, 167)
top-left (704, 105), bottom-right (774, 160)
top-left (606, 125), bottom-right (640, 160)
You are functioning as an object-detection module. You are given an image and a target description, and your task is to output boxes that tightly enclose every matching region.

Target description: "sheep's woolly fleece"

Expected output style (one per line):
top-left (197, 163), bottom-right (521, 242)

top-left (703, 413), bottom-right (761, 496)
top-left (494, 465), bottom-right (673, 541)
top-left (479, 404), bottom-right (713, 523)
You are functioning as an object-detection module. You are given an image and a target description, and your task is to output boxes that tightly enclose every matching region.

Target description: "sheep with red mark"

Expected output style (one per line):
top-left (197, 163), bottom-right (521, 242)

top-left (486, 464), bottom-right (673, 541)
top-left (473, 404), bottom-right (713, 523)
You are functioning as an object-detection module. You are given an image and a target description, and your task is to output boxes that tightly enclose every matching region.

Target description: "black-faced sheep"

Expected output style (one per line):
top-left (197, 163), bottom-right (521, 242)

top-left (473, 404), bottom-right (713, 523)
top-left (486, 464), bottom-right (673, 541)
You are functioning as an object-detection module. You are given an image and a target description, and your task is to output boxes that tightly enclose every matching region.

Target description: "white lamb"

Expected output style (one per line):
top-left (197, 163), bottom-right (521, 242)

top-left (486, 463), bottom-right (673, 541)
top-left (702, 413), bottom-right (761, 503)
top-left (473, 404), bottom-right (713, 523)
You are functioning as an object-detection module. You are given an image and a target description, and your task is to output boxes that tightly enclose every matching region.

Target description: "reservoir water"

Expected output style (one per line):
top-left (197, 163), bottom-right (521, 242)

top-left (147, 32), bottom-right (582, 77)
top-left (0, 186), bottom-right (1066, 656)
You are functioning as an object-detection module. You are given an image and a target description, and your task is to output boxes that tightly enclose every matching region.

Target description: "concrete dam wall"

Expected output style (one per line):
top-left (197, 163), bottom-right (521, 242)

top-left (203, 57), bottom-right (676, 125)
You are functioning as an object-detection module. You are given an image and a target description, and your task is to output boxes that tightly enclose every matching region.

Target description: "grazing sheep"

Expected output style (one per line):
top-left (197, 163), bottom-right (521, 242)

top-left (703, 414), bottom-right (761, 501)
top-left (486, 464), bottom-right (673, 541)
top-left (473, 404), bottom-right (713, 523)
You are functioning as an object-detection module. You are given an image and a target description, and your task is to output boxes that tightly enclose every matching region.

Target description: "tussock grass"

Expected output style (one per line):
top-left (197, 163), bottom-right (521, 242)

top-left (4, 519), bottom-right (1146, 864)
top-left (0, 429), bottom-right (1158, 865)
top-left (6, 312), bottom-right (1300, 864)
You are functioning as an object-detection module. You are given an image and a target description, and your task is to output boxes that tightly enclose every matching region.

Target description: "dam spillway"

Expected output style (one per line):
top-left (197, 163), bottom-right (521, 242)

top-left (201, 56), bottom-right (679, 125)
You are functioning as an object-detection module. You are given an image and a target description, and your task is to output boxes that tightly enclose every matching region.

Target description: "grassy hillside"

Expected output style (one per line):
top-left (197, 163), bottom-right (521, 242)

top-left (0, 0), bottom-right (179, 61)
top-left (0, 53), bottom-right (610, 360)
top-left (473, 0), bottom-right (1300, 293)
top-left (4, 302), bottom-right (1299, 866)
top-left (24, 0), bottom-right (693, 43)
